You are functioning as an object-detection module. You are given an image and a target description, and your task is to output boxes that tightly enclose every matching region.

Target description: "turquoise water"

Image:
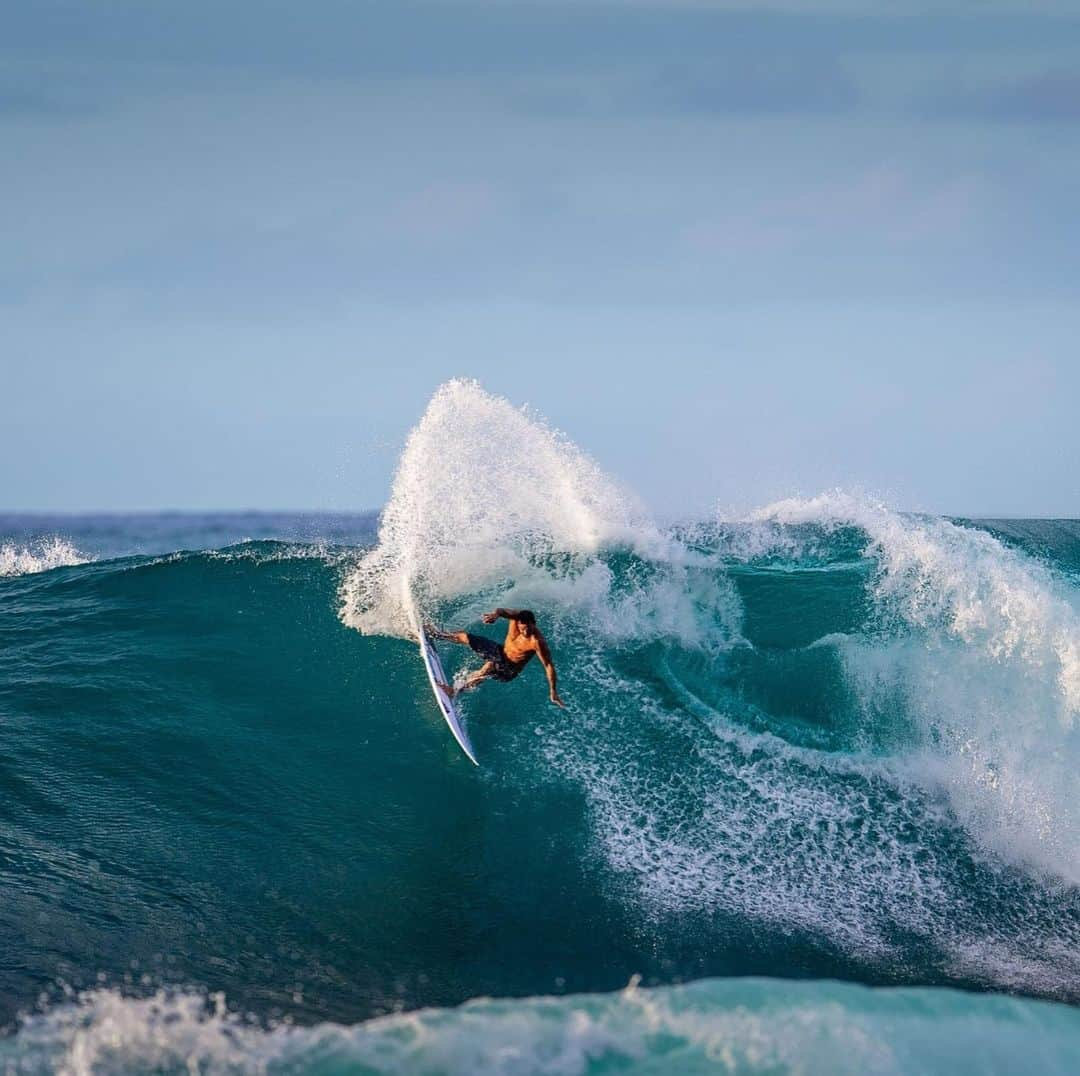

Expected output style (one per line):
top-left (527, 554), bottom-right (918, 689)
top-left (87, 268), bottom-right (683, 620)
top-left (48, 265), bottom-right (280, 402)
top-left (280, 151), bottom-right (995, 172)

top-left (4, 978), bottom-right (1079, 1074)
top-left (1, 383), bottom-right (1078, 1071)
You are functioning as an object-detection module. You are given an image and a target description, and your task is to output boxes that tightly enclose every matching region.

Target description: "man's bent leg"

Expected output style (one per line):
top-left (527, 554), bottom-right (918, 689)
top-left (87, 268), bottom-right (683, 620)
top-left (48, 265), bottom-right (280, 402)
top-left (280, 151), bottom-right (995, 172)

top-left (438, 661), bottom-right (494, 697)
top-left (460, 664), bottom-right (495, 691)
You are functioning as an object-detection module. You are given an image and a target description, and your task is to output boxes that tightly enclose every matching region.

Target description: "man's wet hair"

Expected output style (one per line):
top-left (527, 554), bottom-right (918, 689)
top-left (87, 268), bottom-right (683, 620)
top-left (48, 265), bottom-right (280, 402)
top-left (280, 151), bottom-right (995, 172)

top-left (517, 610), bottom-right (536, 625)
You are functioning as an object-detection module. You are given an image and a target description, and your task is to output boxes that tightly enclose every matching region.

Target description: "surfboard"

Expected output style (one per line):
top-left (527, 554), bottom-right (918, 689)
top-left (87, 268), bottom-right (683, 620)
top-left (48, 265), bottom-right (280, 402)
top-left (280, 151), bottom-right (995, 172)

top-left (406, 600), bottom-right (479, 766)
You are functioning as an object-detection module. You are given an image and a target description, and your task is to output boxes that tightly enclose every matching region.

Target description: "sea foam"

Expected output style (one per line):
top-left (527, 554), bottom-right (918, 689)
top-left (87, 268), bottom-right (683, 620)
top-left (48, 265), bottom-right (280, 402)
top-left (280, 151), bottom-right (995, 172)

top-left (0, 537), bottom-right (89, 577)
top-left (5, 978), bottom-right (1078, 1076)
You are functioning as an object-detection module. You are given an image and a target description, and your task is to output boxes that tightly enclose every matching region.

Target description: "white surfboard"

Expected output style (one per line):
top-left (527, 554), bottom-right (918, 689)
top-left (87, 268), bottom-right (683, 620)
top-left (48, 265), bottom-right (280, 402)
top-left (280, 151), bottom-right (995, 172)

top-left (405, 599), bottom-right (479, 766)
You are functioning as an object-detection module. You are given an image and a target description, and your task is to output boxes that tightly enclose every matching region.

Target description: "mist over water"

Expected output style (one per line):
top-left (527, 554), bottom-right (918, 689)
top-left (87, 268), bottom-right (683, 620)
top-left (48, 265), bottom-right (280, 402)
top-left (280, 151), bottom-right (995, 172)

top-left (1, 381), bottom-right (1078, 1071)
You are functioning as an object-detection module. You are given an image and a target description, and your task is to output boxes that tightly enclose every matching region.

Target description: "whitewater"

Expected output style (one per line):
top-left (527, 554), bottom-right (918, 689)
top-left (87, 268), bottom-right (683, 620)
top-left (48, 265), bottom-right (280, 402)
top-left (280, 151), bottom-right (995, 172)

top-left (0, 380), bottom-right (1078, 1072)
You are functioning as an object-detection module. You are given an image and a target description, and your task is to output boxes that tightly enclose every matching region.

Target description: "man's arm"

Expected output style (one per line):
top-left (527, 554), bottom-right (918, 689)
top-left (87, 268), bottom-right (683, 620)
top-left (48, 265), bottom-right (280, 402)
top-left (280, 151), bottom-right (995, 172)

top-left (481, 607), bottom-right (527, 623)
top-left (536, 636), bottom-right (565, 708)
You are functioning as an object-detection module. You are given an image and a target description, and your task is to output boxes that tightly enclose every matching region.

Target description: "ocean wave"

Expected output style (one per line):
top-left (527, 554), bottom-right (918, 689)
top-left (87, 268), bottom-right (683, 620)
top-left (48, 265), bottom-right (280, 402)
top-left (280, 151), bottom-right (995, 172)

top-left (330, 385), bottom-right (1080, 1000)
top-left (736, 491), bottom-right (1080, 884)
top-left (3, 386), bottom-right (1079, 1026)
top-left (4, 978), bottom-right (1078, 1075)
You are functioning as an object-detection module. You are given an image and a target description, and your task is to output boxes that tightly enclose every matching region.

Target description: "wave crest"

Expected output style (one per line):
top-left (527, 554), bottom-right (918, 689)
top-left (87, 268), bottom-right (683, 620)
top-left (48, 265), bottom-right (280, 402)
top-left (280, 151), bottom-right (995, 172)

top-left (0, 537), bottom-right (90, 577)
top-left (741, 491), bottom-right (1080, 883)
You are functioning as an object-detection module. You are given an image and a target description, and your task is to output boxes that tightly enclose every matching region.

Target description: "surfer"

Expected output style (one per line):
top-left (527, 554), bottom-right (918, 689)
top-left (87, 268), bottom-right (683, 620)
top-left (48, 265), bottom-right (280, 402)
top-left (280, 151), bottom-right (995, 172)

top-left (430, 608), bottom-right (565, 707)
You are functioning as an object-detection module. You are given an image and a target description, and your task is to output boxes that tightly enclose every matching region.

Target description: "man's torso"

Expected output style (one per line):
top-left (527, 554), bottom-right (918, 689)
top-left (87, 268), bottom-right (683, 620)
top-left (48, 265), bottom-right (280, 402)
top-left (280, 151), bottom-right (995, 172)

top-left (502, 622), bottom-right (540, 665)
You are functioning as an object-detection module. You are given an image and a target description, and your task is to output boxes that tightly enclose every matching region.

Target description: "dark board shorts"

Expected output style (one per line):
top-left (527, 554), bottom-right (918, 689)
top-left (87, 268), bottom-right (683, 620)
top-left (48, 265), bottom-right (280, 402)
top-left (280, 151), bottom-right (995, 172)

top-left (466, 633), bottom-right (531, 682)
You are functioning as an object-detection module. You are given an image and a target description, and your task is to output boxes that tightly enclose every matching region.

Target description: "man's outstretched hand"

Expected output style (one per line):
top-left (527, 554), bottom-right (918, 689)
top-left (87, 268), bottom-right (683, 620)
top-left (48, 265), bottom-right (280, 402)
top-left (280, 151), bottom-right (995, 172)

top-left (550, 692), bottom-right (566, 708)
top-left (481, 611), bottom-right (498, 624)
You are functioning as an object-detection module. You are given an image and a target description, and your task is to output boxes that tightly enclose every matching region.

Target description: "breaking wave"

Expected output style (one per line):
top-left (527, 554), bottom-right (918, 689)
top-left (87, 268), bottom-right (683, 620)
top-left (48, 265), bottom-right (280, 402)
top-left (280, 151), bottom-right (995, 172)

top-left (2, 381), bottom-right (1078, 1068)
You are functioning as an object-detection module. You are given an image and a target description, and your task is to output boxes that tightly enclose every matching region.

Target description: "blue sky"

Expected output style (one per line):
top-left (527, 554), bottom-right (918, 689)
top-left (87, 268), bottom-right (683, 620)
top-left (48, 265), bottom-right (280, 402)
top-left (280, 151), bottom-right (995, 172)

top-left (3, 1), bottom-right (1078, 516)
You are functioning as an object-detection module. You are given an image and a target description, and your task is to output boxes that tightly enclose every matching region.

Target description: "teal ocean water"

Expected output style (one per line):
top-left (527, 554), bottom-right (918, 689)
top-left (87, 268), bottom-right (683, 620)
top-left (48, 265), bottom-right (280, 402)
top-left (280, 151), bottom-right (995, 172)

top-left (1, 383), bottom-right (1078, 1072)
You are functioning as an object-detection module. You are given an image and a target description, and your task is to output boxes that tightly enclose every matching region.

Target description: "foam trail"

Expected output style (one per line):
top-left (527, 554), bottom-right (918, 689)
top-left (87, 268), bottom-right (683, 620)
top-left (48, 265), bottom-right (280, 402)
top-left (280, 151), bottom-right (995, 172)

top-left (540, 637), bottom-right (1080, 998)
top-left (0, 537), bottom-right (89, 577)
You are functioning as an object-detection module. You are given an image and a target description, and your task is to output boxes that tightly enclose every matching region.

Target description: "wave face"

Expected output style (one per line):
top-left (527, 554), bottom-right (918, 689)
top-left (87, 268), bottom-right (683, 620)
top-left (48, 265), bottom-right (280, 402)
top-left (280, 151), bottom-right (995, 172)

top-left (1, 382), bottom-right (1079, 1064)
top-left (4, 978), bottom-right (1079, 1075)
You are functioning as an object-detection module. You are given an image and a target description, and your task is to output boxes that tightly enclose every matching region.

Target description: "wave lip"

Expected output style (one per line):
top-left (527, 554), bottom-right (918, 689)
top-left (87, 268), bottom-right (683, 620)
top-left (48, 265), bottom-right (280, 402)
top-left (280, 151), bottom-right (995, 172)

top-left (737, 491), bottom-right (1080, 886)
top-left (339, 379), bottom-right (681, 641)
top-left (0, 537), bottom-right (90, 577)
top-left (5, 978), bottom-right (1080, 1075)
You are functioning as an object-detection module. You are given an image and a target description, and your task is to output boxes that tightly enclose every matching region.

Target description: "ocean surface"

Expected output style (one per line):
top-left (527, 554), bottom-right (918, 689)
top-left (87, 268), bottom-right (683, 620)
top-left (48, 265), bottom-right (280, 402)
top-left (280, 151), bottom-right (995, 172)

top-left (1, 381), bottom-right (1078, 1073)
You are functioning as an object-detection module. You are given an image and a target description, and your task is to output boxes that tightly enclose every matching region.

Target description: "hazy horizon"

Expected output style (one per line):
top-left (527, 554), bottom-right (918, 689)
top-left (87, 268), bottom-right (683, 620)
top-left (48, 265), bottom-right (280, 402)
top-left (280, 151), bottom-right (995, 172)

top-left (2, 505), bottom-right (1075, 523)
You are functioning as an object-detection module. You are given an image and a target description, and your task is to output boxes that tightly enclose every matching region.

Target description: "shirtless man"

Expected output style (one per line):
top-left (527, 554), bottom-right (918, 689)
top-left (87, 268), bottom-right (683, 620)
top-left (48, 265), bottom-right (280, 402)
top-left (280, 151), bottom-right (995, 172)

top-left (430, 608), bottom-right (565, 707)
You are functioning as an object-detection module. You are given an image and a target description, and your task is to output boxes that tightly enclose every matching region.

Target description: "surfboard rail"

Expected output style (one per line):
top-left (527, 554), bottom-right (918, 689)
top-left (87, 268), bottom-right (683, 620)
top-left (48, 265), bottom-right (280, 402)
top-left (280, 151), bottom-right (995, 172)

top-left (405, 599), bottom-right (479, 766)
